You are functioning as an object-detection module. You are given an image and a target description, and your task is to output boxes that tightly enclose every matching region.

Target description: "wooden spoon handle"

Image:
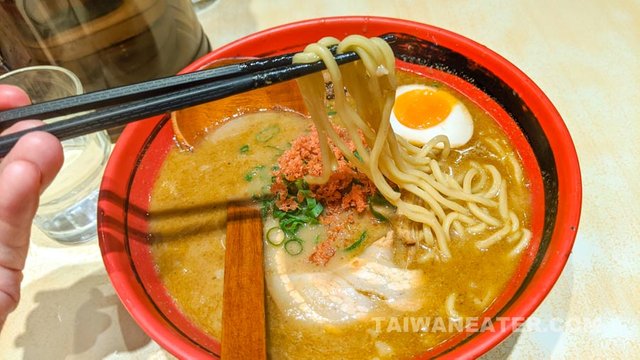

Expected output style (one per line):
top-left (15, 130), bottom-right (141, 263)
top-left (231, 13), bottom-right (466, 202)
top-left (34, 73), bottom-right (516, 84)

top-left (222, 204), bottom-right (266, 360)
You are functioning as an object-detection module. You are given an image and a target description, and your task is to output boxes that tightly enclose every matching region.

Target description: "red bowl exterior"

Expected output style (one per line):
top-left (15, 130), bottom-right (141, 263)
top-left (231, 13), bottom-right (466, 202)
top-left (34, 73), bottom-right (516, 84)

top-left (98, 16), bottom-right (581, 359)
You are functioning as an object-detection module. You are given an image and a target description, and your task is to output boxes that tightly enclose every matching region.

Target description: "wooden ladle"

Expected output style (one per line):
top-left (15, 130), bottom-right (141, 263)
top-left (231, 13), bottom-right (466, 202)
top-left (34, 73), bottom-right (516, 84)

top-left (222, 203), bottom-right (267, 359)
top-left (171, 59), bottom-right (307, 149)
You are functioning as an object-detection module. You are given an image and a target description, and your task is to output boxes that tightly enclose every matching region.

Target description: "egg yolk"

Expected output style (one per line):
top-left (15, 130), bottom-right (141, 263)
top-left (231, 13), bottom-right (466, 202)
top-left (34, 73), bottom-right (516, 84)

top-left (393, 88), bottom-right (457, 129)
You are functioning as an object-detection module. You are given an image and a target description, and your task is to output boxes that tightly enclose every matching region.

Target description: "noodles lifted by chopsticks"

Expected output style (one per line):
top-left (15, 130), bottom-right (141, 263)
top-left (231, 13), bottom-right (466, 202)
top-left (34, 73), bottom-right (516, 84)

top-left (293, 35), bottom-right (527, 261)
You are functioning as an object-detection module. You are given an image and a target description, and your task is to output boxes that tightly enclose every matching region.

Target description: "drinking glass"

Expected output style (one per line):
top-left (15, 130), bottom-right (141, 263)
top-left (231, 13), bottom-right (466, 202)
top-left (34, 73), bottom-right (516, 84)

top-left (0, 65), bottom-right (111, 244)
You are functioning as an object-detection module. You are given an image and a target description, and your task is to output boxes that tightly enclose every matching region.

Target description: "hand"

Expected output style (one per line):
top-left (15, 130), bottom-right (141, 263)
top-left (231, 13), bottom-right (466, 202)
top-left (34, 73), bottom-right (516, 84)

top-left (0, 85), bottom-right (63, 329)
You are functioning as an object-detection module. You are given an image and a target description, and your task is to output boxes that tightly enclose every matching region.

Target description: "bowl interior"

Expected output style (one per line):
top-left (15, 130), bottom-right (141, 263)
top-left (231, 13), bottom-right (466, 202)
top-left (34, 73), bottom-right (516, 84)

top-left (98, 16), bottom-right (580, 359)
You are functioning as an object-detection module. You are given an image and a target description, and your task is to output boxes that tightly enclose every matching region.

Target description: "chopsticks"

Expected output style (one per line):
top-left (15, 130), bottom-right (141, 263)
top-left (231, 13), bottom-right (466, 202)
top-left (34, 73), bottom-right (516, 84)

top-left (0, 34), bottom-right (395, 157)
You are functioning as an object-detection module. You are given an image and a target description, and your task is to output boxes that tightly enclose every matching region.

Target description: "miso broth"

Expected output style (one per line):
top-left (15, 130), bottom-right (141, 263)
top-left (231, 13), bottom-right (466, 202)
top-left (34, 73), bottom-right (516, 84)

top-left (148, 71), bottom-right (531, 359)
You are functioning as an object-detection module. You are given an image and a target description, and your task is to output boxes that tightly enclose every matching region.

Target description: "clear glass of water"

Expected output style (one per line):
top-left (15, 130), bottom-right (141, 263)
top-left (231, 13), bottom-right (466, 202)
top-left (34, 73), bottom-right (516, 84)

top-left (0, 66), bottom-right (111, 244)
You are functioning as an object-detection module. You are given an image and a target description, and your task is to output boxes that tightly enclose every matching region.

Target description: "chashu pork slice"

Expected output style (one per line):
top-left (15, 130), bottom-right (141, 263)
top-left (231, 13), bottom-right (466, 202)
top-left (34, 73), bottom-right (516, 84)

top-left (265, 230), bottom-right (425, 325)
top-left (335, 231), bottom-right (425, 312)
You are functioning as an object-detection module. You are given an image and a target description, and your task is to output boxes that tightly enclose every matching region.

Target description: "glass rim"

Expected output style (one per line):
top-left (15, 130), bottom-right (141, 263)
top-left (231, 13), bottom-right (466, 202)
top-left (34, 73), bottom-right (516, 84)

top-left (0, 65), bottom-right (83, 95)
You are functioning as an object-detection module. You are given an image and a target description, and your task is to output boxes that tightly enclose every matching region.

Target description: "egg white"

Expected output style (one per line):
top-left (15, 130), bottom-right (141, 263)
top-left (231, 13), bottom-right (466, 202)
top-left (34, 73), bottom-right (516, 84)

top-left (390, 84), bottom-right (474, 148)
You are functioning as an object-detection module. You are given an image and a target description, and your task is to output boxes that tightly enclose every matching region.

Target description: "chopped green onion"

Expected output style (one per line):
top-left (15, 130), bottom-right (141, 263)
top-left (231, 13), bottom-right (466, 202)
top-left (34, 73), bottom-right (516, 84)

top-left (256, 125), bottom-right (280, 142)
top-left (307, 199), bottom-right (324, 218)
top-left (266, 227), bottom-right (285, 246)
top-left (353, 150), bottom-right (363, 162)
top-left (265, 145), bottom-right (284, 156)
top-left (370, 193), bottom-right (394, 207)
top-left (369, 193), bottom-right (394, 222)
top-left (261, 197), bottom-right (274, 218)
top-left (345, 231), bottom-right (367, 251)
top-left (294, 178), bottom-right (307, 191)
top-left (297, 189), bottom-right (312, 198)
top-left (261, 178), bottom-right (326, 257)
top-left (284, 239), bottom-right (303, 255)
top-left (244, 165), bottom-right (265, 182)
top-left (240, 144), bottom-right (250, 154)
top-left (369, 202), bottom-right (388, 222)
top-left (327, 110), bottom-right (337, 116)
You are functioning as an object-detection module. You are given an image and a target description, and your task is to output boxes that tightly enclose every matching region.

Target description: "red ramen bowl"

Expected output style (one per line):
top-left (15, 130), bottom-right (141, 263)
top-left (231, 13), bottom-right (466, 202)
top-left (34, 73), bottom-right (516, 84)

top-left (98, 16), bottom-right (581, 359)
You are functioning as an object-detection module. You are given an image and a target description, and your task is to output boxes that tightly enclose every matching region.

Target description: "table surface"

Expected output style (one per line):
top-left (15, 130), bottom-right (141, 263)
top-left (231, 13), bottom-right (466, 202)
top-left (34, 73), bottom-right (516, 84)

top-left (2, 1), bottom-right (639, 359)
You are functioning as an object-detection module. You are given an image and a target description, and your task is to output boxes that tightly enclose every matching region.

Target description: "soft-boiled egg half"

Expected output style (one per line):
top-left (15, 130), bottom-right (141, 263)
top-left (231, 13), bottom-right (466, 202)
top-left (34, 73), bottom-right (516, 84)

top-left (390, 84), bottom-right (474, 148)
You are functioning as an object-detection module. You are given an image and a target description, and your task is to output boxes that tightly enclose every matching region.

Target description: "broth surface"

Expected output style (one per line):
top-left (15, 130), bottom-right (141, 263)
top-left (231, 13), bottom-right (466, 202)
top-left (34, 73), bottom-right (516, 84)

top-left (148, 71), bottom-right (531, 359)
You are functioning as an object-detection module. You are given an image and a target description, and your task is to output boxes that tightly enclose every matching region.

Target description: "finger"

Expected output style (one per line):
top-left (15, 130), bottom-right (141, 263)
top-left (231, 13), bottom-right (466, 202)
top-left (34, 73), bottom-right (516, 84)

top-left (0, 130), bottom-right (63, 193)
top-left (0, 159), bottom-right (40, 329)
top-left (0, 159), bottom-right (40, 270)
top-left (0, 266), bottom-right (23, 327)
top-left (0, 85), bottom-right (31, 110)
top-left (0, 87), bottom-right (64, 190)
top-left (1, 119), bottom-right (46, 135)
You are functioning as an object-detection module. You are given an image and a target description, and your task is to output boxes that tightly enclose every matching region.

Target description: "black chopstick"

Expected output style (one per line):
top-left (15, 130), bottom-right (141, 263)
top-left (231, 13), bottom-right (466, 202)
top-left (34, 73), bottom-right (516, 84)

top-left (0, 50), bottom-right (363, 156)
top-left (0, 34), bottom-right (397, 157)
top-left (0, 56), bottom-right (292, 127)
top-left (0, 33), bottom-right (395, 128)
